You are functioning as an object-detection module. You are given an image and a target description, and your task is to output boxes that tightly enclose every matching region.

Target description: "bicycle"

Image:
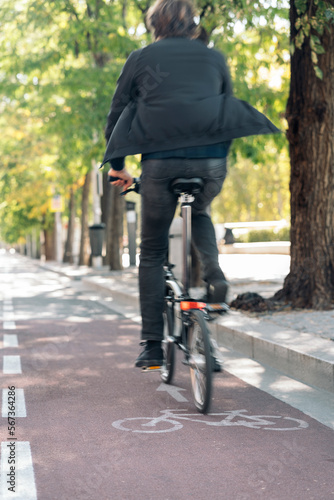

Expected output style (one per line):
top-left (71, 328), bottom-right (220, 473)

top-left (110, 175), bottom-right (228, 414)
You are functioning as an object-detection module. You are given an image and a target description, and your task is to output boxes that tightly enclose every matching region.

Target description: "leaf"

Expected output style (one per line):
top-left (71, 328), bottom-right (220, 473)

top-left (295, 30), bottom-right (305, 49)
top-left (311, 51), bottom-right (318, 64)
top-left (310, 35), bottom-right (326, 54)
top-left (314, 66), bottom-right (323, 80)
top-left (325, 9), bottom-right (334, 22)
top-left (310, 34), bottom-right (321, 46)
top-left (302, 22), bottom-right (310, 37)
top-left (314, 44), bottom-right (326, 54)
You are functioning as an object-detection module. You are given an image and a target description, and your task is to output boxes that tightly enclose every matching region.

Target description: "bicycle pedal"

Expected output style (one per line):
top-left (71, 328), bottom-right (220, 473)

top-left (205, 303), bottom-right (229, 313)
top-left (141, 366), bottom-right (161, 372)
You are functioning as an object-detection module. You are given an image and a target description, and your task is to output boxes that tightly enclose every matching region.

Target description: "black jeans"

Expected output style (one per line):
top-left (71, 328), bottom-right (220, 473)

top-left (139, 158), bottom-right (227, 341)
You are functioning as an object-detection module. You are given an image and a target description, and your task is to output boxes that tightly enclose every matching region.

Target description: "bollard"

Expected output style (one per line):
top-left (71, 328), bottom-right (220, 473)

top-left (126, 201), bottom-right (137, 266)
top-left (89, 223), bottom-right (106, 268)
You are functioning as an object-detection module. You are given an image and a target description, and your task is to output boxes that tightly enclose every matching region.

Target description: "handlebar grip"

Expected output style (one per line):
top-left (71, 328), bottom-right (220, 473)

top-left (108, 175), bottom-right (121, 183)
top-left (107, 176), bottom-right (140, 196)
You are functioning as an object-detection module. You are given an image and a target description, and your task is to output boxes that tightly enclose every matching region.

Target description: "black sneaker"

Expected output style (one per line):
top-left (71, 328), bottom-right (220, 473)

top-left (206, 280), bottom-right (228, 304)
top-left (135, 341), bottom-right (163, 368)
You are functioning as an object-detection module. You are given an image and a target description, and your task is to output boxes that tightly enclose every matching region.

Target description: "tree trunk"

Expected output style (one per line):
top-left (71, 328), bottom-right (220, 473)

top-left (79, 171), bottom-right (92, 266)
top-left (63, 187), bottom-right (76, 263)
top-left (108, 184), bottom-right (124, 270)
top-left (101, 171), bottom-right (111, 266)
top-left (44, 228), bottom-right (55, 261)
top-left (101, 169), bottom-right (125, 270)
top-left (275, 1), bottom-right (334, 309)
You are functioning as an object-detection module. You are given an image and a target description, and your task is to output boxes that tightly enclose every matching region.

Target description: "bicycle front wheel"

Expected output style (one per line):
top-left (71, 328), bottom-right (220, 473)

top-left (160, 294), bottom-right (175, 384)
top-left (187, 309), bottom-right (212, 413)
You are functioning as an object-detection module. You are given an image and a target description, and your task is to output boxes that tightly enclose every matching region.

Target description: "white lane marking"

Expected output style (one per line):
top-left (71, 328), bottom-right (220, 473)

top-left (3, 305), bottom-right (14, 312)
top-left (3, 313), bottom-right (15, 321)
top-left (3, 334), bottom-right (18, 348)
top-left (2, 389), bottom-right (27, 417)
top-left (2, 299), bottom-right (16, 329)
top-left (3, 356), bottom-right (22, 374)
top-left (0, 441), bottom-right (37, 499)
top-left (156, 383), bottom-right (189, 402)
top-left (3, 322), bottom-right (16, 330)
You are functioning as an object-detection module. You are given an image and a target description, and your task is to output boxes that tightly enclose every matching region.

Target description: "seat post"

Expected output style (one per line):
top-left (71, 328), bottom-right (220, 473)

top-left (181, 194), bottom-right (193, 297)
top-left (169, 177), bottom-right (203, 296)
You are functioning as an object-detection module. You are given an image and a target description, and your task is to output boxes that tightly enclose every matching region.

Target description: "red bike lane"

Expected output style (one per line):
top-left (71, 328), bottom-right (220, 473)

top-left (1, 315), bottom-right (333, 500)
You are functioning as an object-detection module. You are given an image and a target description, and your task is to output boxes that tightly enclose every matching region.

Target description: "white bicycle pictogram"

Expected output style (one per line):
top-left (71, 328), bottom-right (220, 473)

top-left (112, 409), bottom-right (309, 433)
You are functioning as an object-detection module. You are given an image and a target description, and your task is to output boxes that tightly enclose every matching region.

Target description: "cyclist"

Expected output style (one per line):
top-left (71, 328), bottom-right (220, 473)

top-left (102, 0), bottom-right (280, 369)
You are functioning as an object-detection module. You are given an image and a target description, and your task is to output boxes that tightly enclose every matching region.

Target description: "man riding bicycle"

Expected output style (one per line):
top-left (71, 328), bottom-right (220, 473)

top-left (101, 0), bottom-right (279, 369)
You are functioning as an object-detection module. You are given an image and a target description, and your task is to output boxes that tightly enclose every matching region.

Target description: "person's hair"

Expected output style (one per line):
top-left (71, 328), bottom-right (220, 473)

top-left (146, 0), bottom-right (198, 40)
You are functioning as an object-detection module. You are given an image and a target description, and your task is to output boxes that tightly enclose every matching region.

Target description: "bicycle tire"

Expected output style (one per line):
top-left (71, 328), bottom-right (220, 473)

top-left (187, 309), bottom-right (212, 413)
top-left (160, 288), bottom-right (176, 384)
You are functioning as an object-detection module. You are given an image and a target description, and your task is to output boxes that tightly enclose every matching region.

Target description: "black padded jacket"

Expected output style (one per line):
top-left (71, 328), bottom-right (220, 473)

top-left (101, 37), bottom-right (280, 167)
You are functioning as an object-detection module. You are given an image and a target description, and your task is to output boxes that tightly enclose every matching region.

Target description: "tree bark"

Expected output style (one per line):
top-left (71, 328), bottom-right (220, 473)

top-left (79, 171), bottom-right (92, 266)
top-left (101, 174), bottom-right (125, 270)
top-left (275, 1), bottom-right (334, 309)
top-left (63, 187), bottom-right (76, 264)
top-left (108, 184), bottom-right (124, 270)
top-left (44, 228), bottom-right (55, 261)
top-left (101, 171), bottom-right (111, 266)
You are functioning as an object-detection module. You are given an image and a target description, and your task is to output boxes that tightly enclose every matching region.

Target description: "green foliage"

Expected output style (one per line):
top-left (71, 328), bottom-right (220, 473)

top-left (0, 0), bottom-right (142, 242)
top-left (208, 4), bottom-right (290, 224)
top-left (292, 0), bottom-right (334, 79)
top-left (212, 145), bottom-right (290, 223)
top-left (236, 226), bottom-right (290, 243)
top-left (0, 0), bottom-right (292, 242)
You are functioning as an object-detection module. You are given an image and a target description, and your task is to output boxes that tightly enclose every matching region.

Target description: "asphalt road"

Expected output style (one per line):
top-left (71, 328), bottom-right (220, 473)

top-left (1, 253), bottom-right (334, 500)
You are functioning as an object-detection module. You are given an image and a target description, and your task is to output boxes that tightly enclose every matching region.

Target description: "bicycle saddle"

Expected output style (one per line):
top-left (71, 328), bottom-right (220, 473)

top-left (170, 177), bottom-right (204, 195)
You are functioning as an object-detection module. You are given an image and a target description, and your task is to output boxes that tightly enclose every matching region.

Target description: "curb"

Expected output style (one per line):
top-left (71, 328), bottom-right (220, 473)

top-left (82, 275), bottom-right (334, 395)
top-left (210, 312), bottom-right (334, 394)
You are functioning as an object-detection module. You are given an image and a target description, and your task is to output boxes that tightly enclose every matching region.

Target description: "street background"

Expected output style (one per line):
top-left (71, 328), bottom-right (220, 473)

top-left (1, 251), bottom-right (334, 500)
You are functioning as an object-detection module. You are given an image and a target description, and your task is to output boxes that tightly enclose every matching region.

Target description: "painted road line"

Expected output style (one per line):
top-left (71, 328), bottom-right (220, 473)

top-left (3, 301), bottom-right (13, 313)
top-left (3, 306), bottom-right (14, 313)
top-left (3, 313), bottom-right (15, 320)
top-left (3, 335), bottom-right (19, 348)
top-left (3, 322), bottom-right (16, 330)
top-left (0, 441), bottom-right (37, 500)
top-left (156, 383), bottom-right (189, 402)
top-left (3, 356), bottom-right (22, 375)
top-left (3, 300), bottom-right (16, 330)
top-left (2, 389), bottom-right (27, 418)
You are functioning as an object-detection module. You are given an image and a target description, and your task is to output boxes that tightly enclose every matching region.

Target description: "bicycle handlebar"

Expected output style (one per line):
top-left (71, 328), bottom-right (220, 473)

top-left (108, 175), bottom-right (141, 196)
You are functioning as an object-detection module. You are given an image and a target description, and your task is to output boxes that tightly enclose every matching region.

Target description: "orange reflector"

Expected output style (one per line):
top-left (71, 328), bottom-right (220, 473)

top-left (180, 301), bottom-right (206, 311)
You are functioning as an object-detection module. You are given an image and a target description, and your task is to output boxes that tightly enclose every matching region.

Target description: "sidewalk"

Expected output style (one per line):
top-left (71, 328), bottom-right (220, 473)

top-left (37, 254), bottom-right (334, 396)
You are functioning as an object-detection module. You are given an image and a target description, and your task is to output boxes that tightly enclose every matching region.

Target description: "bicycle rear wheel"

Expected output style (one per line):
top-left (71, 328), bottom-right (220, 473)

top-left (187, 309), bottom-right (212, 413)
top-left (160, 294), bottom-right (175, 384)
